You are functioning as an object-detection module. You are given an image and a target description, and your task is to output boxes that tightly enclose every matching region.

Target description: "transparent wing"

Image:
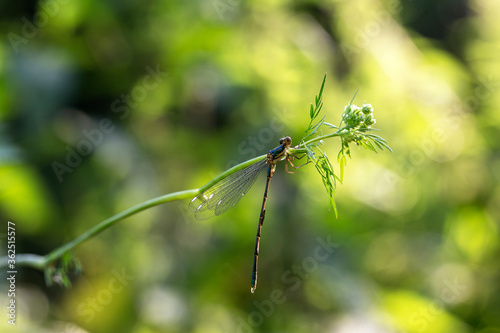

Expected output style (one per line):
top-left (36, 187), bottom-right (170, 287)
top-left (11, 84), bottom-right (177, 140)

top-left (189, 159), bottom-right (268, 220)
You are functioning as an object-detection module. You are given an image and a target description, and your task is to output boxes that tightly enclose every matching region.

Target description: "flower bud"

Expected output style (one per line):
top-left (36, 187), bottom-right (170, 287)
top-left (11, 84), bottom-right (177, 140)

top-left (361, 104), bottom-right (373, 114)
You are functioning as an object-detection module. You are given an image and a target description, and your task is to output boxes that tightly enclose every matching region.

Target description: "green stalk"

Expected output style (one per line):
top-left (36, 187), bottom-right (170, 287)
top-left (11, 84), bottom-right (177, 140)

top-left (0, 132), bottom-right (343, 272)
top-left (43, 189), bottom-right (198, 264)
top-left (0, 155), bottom-right (267, 271)
top-left (302, 130), bottom-right (343, 146)
top-left (289, 130), bottom-right (344, 154)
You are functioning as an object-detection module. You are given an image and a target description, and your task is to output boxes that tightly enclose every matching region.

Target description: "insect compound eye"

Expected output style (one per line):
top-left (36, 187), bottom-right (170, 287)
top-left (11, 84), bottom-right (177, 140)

top-left (285, 137), bottom-right (292, 145)
top-left (279, 138), bottom-right (284, 144)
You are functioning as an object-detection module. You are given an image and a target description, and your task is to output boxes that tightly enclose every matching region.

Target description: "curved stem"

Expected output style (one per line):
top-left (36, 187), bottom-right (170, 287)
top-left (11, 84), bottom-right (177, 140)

top-left (10, 254), bottom-right (46, 270)
top-left (0, 154), bottom-right (269, 271)
top-left (0, 189), bottom-right (199, 270)
top-left (44, 189), bottom-right (198, 264)
top-left (0, 133), bottom-right (343, 272)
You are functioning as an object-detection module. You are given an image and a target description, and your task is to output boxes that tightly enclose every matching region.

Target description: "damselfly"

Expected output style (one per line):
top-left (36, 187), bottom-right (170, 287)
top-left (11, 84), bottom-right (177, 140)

top-left (189, 136), bottom-right (301, 293)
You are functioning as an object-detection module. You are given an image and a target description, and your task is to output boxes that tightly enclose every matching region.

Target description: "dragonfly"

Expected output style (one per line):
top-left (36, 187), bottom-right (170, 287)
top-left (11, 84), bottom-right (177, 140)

top-left (189, 136), bottom-right (303, 293)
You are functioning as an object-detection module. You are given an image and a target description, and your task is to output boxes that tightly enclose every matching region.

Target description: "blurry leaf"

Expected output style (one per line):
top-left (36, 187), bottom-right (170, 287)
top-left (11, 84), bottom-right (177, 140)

top-left (383, 290), bottom-right (470, 333)
top-left (360, 137), bottom-right (378, 153)
top-left (448, 208), bottom-right (499, 262)
top-left (0, 164), bottom-right (56, 234)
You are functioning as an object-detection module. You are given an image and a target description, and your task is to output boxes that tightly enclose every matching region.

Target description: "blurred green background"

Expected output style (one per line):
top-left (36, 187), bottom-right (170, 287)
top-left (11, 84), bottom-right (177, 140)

top-left (1, 0), bottom-right (500, 332)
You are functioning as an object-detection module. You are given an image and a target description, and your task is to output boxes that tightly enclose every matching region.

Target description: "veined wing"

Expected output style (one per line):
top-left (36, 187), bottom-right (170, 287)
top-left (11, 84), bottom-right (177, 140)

top-left (189, 159), bottom-right (268, 220)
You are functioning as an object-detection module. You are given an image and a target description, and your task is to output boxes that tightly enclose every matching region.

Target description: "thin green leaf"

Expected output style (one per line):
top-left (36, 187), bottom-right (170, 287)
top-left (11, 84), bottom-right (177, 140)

top-left (303, 114), bottom-right (326, 139)
top-left (333, 173), bottom-right (342, 184)
top-left (349, 89), bottom-right (359, 106)
top-left (317, 73), bottom-right (327, 104)
top-left (344, 145), bottom-right (351, 158)
top-left (314, 102), bottom-right (323, 119)
top-left (330, 196), bottom-right (338, 217)
top-left (338, 153), bottom-right (346, 182)
top-left (367, 135), bottom-right (392, 152)
top-left (378, 141), bottom-right (392, 152)
top-left (365, 133), bottom-right (388, 142)
top-left (371, 139), bottom-right (385, 151)
top-left (60, 272), bottom-right (72, 288)
top-left (312, 146), bottom-right (340, 218)
top-left (44, 266), bottom-right (54, 286)
top-left (317, 167), bottom-right (338, 217)
top-left (360, 138), bottom-right (378, 153)
top-left (324, 122), bottom-right (338, 129)
top-left (306, 146), bottom-right (315, 160)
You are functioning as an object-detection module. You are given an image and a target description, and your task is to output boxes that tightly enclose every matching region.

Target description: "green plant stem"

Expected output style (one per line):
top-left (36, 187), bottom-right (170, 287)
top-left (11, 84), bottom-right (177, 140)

top-left (0, 154), bottom-right (270, 272)
top-left (290, 130), bottom-right (344, 154)
top-left (9, 254), bottom-right (46, 270)
top-left (308, 131), bottom-right (342, 144)
top-left (0, 189), bottom-right (197, 270)
top-left (44, 189), bottom-right (199, 263)
top-left (0, 132), bottom-right (342, 272)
